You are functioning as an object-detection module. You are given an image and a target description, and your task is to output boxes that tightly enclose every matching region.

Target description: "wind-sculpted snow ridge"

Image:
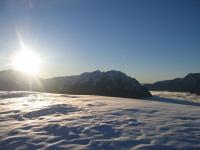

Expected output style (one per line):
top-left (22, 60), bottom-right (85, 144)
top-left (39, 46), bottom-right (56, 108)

top-left (0, 91), bottom-right (200, 150)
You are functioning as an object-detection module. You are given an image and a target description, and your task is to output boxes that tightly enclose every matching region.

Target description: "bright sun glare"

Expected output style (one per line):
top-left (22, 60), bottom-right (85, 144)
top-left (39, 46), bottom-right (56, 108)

top-left (12, 50), bottom-right (40, 75)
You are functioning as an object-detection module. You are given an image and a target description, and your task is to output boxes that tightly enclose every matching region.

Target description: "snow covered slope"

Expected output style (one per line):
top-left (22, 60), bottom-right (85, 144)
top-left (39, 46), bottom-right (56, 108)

top-left (0, 91), bottom-right (200, 150)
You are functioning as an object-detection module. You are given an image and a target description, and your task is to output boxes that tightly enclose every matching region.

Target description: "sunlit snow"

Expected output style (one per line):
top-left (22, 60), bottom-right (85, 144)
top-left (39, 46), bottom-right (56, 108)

top-left (0, 91), bottom-right (200, 150)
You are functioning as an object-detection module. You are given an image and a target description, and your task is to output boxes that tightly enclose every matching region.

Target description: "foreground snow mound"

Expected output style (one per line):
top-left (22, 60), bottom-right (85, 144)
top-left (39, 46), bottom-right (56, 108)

top-left (0, 91), bottom-right (200, 150)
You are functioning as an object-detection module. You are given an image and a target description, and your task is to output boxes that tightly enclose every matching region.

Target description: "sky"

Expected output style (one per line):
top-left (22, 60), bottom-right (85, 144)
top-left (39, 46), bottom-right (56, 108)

top-left (0, 0), bottom-right (200, 83)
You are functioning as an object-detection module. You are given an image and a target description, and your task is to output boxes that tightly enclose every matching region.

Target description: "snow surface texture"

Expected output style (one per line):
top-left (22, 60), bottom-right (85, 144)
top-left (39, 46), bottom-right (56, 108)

top-left (0, 91), bottom-right (200, 150)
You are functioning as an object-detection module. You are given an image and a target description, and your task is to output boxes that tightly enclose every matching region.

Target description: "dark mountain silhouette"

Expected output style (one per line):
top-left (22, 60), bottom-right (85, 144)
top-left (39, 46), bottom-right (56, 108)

top-left (144, 73), bottom-right (200, 95)
top-left (43, 70), bottom-right (152, 98)
top-left (0, 70), bottom-right (152, 99)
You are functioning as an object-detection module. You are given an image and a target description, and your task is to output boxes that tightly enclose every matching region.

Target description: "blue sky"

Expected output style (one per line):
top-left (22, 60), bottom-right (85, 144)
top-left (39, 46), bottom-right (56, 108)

top-left (0, 0), bottom-right (200, 83)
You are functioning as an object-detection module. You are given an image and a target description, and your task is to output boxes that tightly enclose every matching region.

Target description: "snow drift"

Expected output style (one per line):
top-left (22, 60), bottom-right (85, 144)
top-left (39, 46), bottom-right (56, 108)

top-left (0, 91), bottom-right (200, 150)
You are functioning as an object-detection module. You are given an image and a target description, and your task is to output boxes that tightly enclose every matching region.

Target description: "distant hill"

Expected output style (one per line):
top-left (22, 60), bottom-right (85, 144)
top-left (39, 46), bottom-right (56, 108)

top-left (0, 70), bottom-right (152, 99)
top-left (0, 70), bottom-right (43, 91)
top-left (144, 73), bottom-right (200, 95)
top-left (43, 70), bottom-right (152, 98)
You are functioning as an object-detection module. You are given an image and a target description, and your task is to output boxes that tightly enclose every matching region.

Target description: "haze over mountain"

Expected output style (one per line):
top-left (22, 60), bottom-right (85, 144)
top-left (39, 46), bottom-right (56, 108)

top-left (0, 70), bottom-right (151, 99)
top-left (144, 73), bottom-right (200, 95)
top-left (0, 70), bottom-right (42, 91)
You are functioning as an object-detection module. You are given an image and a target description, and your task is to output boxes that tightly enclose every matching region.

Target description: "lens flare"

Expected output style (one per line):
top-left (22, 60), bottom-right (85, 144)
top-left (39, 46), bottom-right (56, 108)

top-left (13, 50), bottom-right (40, 75)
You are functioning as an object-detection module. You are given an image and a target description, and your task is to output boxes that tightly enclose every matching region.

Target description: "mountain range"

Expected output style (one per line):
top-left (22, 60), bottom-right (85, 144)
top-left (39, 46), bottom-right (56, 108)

top-left (1, 70), bottom-right (199, 98)
top-left (0, 70), bottom-right (152, 99)
top-left (144, 73), bottom-right (200, 95)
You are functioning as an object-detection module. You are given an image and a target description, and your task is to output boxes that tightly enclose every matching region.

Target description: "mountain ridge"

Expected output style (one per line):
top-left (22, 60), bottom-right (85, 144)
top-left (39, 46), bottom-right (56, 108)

top-left (0, 69), bottom-right (152, 99)
top-left (144, 73), bottom-right (200, 95)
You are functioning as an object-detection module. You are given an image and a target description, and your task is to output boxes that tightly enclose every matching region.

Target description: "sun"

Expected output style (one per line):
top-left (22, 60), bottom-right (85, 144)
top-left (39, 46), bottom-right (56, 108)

top-left (12, 50), bottom-right (40, 75)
